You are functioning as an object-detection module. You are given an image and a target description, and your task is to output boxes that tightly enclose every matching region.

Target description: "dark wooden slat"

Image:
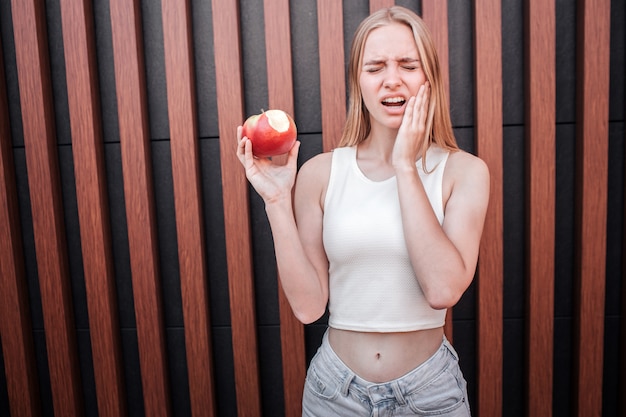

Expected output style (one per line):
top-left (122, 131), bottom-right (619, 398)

top-left (211, 0), bottom-right (262, 415)
top-left (473, 1), bottom-right (504, 416)
top-left (263, 1), bottom-right (306, 415)
top-left (370, 0), bottom-right (394, 14)
top-left (421, 0), bottom-right (453, 342)
top-left (10, 0), bottom-right (84, 415)
top-left (108, 1), bottom-right (171, 415)
top-left (59, 1), bottom-right (127, 416)
top-left (317, 0), bottom-right (346, 152)
top-left (524, 1), bottom-right (556, 415)
top-left (161, 1), bottom-right (216, 416)
top-left (0, 31), bottom-right (41, 417)
top-left (573, 0), bottom-right (611, 415)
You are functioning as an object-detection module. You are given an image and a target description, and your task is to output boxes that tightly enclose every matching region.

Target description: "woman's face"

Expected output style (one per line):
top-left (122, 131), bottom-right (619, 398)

top-left (359, 22), bottom-right (426, 131)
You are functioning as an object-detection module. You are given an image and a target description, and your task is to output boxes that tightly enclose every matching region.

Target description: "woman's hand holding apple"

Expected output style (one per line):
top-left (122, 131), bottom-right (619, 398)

top-left (237, 125), bottom-right (300, 205)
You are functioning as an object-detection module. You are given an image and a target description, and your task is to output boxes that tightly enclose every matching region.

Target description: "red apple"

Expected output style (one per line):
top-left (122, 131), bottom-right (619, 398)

top-left (242, 109), bottom-right (297, 157)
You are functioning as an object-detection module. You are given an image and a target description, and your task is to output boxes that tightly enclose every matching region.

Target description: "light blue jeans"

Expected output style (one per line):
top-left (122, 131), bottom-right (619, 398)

top-left (302, 330), bottom-right (471, 416)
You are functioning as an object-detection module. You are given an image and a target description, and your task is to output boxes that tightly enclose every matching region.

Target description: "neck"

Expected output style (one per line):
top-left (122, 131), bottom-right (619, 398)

top-left (360, 125), bottom-right (398, 163)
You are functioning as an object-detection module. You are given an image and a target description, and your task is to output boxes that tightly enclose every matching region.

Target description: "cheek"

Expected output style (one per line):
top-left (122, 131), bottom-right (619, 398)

top-left (406, 71), bottom-right (425, 91)
top-left (358, 78), bottom-right (378, 106)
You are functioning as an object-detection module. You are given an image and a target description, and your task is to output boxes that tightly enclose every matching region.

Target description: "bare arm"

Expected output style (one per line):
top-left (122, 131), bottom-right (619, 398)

top-left (237, 130), bottom-right (330, 323)
top-left (395, 152), bottom-right (489, 309)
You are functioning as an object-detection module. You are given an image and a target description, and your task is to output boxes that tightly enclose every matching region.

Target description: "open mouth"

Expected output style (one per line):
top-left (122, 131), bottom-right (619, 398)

top-left (381, 97), bottom-right (406, 107)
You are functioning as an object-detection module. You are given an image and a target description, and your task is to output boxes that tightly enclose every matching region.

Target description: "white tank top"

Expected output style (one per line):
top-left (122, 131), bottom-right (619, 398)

top-left (322, 145), bottom-right (449, 332)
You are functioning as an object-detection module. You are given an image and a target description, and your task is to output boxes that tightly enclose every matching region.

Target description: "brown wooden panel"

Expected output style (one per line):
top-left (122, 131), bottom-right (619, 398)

top-left (109, 1), bottom-right (172, 415)
top-left (421, 0), bottom-right (453, 342)
top-left (59, 1), bottom-right (128, 416)
top-left (524, 1), bottom-right (556, 416)
top-left (473, 1), bottom-right (504, 416)
top-left (161, 1), bottom-right (216, 416)
top-left (262, 0), bottom-right (307, 415)
top-left (211, 0), bottom-right (262, 415)
top-left (369, 0), bottom-right (394, 14)
top-left (0, 32), bottom-right (41, 417)
top-left (421, 1), bottom-right (449, 103)
top-left (317, 0), bottom-right (346, 152)
top-left (573, 0), bottom-right (611, 415)
top-left (10, 0), bottom-right (84, 415)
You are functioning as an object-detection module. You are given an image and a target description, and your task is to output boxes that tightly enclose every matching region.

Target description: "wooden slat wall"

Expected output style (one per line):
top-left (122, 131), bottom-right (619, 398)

top-left (10, 1), bottom-right (83, 416)
top-left (0, 1), bottom-right (624, 416)
top-left (0, 29), bottom-right (41, 417)
top-left (524, 1), bottom-right (556, 416)
top-left (162, 0), bottom-right (216, 416)
top-left (573, 0), bottom-right (611, 416)
top-left (317, 0), bottom-right (346, 152)
top-left (59, 1), bottom-right (127, 416)
top-left (474, 1), bottom-right (504, 416)
top-left (109, 0), bottom-right (171, 415)
top-left (211, 0), bottom-right (261, 415)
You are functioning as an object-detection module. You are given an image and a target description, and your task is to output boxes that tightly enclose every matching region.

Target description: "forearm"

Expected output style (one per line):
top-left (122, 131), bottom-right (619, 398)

top-left (394, 166), bottom-right (471, 308)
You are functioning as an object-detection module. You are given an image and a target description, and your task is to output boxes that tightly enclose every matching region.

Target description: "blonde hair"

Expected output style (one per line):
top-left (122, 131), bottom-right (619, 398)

top-left (339, 6), bottom-right (458, 159)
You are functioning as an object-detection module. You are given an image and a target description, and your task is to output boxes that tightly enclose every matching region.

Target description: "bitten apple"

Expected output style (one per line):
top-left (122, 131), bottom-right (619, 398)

top-left (242, 109), bottom-right (297, 157)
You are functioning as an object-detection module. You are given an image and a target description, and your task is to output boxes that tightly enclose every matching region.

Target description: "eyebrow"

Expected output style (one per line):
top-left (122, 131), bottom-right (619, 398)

top-left (363, 57), bottom-right (420, 66)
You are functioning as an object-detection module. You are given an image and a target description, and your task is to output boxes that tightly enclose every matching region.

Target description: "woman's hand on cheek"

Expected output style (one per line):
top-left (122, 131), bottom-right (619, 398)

top-left (392, 82), bottom-right (430, 170)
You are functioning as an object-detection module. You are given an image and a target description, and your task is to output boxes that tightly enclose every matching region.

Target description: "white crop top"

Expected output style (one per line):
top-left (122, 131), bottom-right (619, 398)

top-left (322, 145), bottom-right (449, 332)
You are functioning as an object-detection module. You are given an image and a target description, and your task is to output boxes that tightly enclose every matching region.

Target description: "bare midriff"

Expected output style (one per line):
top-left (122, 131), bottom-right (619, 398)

top-left (328, 326), bottom-right (444, 383)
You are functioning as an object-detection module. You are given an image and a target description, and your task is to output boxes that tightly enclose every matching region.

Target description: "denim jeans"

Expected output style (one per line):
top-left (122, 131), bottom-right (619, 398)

top-left (302, 330), bottom-right (471, 416)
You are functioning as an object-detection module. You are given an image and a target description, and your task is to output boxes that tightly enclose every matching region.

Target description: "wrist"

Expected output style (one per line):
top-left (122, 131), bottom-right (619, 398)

top-left (264, 193), bottom-right (293, 213)
top-left (393, 161), bottom-right (418, 176)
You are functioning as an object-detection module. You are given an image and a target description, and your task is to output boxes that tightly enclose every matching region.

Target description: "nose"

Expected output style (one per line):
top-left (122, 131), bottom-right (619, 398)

top-left (383, 66), bottom-right (401, 88)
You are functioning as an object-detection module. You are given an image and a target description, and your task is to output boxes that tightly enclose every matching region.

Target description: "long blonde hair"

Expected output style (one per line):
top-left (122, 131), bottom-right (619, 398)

top-left (339, 6), bottom-right (458, 159)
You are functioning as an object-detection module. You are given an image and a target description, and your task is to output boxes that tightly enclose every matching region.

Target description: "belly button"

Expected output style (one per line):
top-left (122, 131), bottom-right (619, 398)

top-left (375, 353), bottom-right (381, 360)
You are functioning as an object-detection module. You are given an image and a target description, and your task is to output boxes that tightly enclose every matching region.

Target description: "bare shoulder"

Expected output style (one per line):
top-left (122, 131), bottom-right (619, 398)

top-left (295, 151), bottom-right (334, 207)
top-left (443, 150), bottom-right (490, 208)
top-left (446, 150), bottom-right (489, 183)
top-left (299, 151), bottom-right (333, 177)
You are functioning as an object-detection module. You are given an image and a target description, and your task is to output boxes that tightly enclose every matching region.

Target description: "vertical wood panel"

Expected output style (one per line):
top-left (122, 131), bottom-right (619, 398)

top-left (262, 1), bottom-right (306, 415)
top-left (317, 0), bottom-right (346, 152)
top-left (524, 1), bottom-right (556, 416)
top-left (59, 1), bottom-right (127, 415)
top-left (162, 1), bottom-right (216, 416)
top-left (109, 1), bottom-right (172, 415)
top-left (473, 0), bottom-right (504, 415)
top-left (0, 32), bottom-right (41, 417)
top-left (421, 1), bottom-right (450, 96)
top-left (10, 0), bottom-right (84, 415)
top-left (421, 0), bottom-right (453, 342)
top-left (211, 0), bottom-right (262, 415)
top-left (369, 0), bottom-right (394, 14)
top-left (573, 0), bottom-right (611, 415)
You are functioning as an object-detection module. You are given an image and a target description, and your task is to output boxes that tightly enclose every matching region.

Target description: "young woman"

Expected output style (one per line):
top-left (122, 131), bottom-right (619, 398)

top-left (237, 6), bottom-right (489, 416)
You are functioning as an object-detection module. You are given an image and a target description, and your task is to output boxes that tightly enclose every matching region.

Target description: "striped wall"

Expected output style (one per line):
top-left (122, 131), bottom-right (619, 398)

top-left (0, 0), bottom-right (624, 416)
